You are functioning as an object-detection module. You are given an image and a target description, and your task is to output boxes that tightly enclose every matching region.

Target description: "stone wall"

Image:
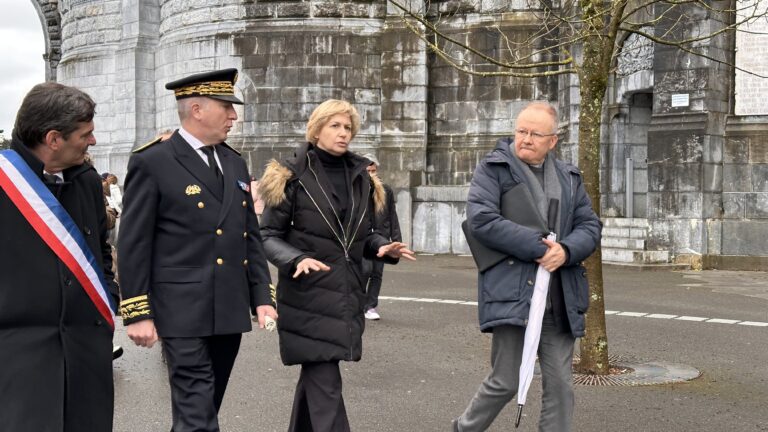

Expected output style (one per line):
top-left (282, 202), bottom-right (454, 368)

top-left (31, 0), bottom-right (63, 80)
top-left (601, 30), bottom-right (654, 219)
top-left (722, 118), bottom-right (768, 256)
top-left (411, 186), bottom-right (470, 254)
top-left (234, 17), bottom-right (385, 176)
top-left (722, 3), bottom-right (768, 260)
top-left (37, 0), bottom-right (768, 264)
top-left (602, 92), bottom-right (652, 219)
top-left (427, 9), bottom-right (558, 185)
top-left (735, 1), bottom-right (768, 115)
top-left (58, 0), bottom-right (125, 178)
top-left (645, 2), bottom-right (731, 256)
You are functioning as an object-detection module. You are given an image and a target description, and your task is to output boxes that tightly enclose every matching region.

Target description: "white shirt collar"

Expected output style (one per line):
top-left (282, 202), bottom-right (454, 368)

top-left (43, 170), bottom-right (64, 181)
top-left (179, 127), bottom-right (223, 172)
top-left (179, 126), bottom-right (206, 151)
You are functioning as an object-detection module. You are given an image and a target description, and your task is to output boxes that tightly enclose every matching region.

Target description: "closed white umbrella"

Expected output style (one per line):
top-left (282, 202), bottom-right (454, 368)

top-left (515, 232), bottom-right (557, 428)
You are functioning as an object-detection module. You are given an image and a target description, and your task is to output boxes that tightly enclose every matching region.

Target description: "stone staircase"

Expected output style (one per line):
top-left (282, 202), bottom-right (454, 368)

top-left (601, 218), bottom-right (688, 269)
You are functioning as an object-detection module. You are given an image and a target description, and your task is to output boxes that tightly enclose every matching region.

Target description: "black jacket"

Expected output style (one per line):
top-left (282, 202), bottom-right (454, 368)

top-left (118, 131), bottom-right (272, 337)
top-left (0, 138), bottom-right (117, 432)
top-left (259, 142), bottom-right (392, 365)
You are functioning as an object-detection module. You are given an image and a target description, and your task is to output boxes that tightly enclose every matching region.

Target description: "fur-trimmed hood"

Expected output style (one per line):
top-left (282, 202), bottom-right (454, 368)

top-left (258, 145), bottom-right (385, 214)
top-left (258, 159), bottom-right (293, 209)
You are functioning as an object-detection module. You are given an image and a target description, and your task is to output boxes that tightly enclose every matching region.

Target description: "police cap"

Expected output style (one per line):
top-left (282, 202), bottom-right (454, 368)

top-left (165, 68), bottom-right (243, 104)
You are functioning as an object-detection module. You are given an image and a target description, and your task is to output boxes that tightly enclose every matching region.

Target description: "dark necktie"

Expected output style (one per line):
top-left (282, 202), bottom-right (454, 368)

top-left (201, 146), bottom-right (224, 192)
top-left (43, 173), bottom-right (62, 184)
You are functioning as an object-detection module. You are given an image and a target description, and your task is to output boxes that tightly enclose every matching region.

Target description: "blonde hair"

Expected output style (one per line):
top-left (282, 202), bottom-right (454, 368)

top-left (305, 99), bottom-right (361, 144)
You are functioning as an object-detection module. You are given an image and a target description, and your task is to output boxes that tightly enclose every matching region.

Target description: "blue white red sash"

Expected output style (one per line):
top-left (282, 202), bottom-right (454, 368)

top-left (0, 149), bottom-right (115, 328)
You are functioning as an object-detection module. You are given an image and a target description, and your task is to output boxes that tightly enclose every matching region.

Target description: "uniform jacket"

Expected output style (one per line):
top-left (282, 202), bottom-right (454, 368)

top-left (117, 130), bottom-right (272, 337)
top-left (467, 138), bottom-right (602, 338)
top-left (259, 142), bottom-right (392, 365)
top-left (0, 138), bottom-right (117, 432)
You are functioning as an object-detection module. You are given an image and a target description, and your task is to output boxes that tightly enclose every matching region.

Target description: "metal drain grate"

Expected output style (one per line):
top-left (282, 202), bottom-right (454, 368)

top-left (571, 354), bottom-right (701, 386)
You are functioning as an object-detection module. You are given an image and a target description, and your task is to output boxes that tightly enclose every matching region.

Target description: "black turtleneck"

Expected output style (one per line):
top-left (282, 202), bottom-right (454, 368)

top-left (313, 145), bottom-right (350, 223)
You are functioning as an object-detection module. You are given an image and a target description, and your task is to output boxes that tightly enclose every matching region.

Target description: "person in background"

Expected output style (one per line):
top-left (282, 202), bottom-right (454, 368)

top-left (250, 175), bottom-right (265, 217)
top-left (360, 153), bottom-right (402, 321)
top-left (103, 173), bottom-right (122, 214)
top-left (98, 171), bottom-right (123, 362)
top-left (259, 99), bottom-right (415, 432)
top-left (101, 172), bottom-right (120, 247)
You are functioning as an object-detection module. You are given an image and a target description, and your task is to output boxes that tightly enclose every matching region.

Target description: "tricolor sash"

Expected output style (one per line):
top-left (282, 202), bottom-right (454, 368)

top-left (0, 149), bottom-right (116, 328)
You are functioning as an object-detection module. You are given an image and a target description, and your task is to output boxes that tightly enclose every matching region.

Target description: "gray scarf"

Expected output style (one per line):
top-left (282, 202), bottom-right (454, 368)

top-left (508, 147), bottom-right (561, 235)
top-left (509, 145), bottom-right (564, 313)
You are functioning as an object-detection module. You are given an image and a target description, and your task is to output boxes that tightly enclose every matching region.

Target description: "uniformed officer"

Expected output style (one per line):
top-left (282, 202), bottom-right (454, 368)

top-left (117, 68), bottom-right (277, 432)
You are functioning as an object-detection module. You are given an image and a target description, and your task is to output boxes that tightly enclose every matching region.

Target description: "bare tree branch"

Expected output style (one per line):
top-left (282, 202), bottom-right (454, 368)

top-left (388, 0), bottom-right (575, 70)
top-left (397, 13), bottom-right (576, 77)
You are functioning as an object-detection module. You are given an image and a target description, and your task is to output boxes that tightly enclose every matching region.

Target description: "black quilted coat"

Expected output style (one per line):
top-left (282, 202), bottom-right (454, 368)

top-left (259, 142), bottom-right (393, 365)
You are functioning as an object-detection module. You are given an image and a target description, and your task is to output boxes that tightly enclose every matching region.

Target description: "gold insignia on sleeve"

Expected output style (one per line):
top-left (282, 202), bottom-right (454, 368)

top-left (119, 295), bottom-right (152, 320)
top-left (270, 283), bottom-right (277, 305)
top-left (185, 184), bottom-right (202, 195)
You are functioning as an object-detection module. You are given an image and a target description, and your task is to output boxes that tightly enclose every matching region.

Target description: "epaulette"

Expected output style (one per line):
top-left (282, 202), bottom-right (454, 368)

top-left (132, 136), bottom-right (163, 153)
top-left (219, 142), bottom-right (241, 156)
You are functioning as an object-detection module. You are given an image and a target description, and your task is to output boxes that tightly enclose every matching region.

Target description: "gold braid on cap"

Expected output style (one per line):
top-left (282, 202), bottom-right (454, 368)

top-left (174, 80), bottom-right (235, 98)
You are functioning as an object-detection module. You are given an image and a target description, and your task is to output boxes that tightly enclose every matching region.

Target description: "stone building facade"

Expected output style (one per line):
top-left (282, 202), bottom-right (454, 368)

top-left (29, 0), bottom-right (768, 268)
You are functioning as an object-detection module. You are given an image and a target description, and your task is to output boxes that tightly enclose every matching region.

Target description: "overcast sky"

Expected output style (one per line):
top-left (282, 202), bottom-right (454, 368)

top-left (0, 2), bottom-right (46, 139)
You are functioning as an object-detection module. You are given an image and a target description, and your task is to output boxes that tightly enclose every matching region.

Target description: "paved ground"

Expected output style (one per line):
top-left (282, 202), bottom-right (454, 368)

top-left (113, 255), bottom-right (768, 431)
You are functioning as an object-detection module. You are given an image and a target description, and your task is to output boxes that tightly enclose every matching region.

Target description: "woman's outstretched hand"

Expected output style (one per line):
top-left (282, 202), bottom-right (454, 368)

top-left (293, 257), bottom-right (331, 278)
top-left (377, 242), bottom-right (416, 261)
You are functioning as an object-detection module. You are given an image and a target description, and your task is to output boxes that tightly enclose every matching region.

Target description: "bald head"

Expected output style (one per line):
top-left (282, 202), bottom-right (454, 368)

top-left (513, 102), bottom-right (559, 165)
top-left (516, 102), bottom-right (557, 134)
top-left (176, 96), bottom-right (238, 145)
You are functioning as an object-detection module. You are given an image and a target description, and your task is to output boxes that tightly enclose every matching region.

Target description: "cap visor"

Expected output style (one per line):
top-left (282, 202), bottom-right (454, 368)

top-left (210, 94), bottom-right (244, 105)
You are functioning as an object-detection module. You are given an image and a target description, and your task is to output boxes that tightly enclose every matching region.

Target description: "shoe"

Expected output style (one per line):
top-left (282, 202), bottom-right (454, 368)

top-left (452, 418), bottom-right (460, 432)
top-left (364, 308), bottom-right (380, 320)
top-left (112, 345), bottom-right (123, 360)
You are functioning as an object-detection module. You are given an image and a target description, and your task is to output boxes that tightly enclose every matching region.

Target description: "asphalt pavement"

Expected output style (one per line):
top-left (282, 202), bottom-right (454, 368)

top-left (113, 255), bottom-right (768, 432)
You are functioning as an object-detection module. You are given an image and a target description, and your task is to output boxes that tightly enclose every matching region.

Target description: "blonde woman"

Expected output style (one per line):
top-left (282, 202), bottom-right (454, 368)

top-left (259, 100), bottom-right (415, 431)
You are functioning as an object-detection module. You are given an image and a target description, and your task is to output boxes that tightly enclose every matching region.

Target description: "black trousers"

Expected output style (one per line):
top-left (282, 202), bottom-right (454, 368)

top-left (288, 361), bottom-right (350, 432)
top-left (162, 334), bottom-right (242, 432)
top-left (364, 259), bottom-right (384, 310)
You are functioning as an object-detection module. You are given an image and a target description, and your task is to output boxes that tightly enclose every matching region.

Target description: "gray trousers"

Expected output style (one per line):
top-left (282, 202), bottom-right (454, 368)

top-left (457, 313), bottom-right (576, 432)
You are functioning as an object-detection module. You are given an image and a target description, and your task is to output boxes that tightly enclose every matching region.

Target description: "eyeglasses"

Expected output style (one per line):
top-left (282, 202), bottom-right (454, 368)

top-left (515, 128), bottom-right (557, 140)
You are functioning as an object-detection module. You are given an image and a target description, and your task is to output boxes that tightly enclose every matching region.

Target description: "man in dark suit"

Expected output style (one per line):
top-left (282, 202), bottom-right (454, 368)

top-left (0, 82), bottom-right (118, 431)
top-left (118, 68), bottom-right (277, 432)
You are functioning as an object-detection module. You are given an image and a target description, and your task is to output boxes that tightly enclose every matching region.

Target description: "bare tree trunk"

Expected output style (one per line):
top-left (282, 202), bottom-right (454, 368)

top-left (574, 8), bottom-right (612, 372)
top-left (575, 67), bottom-right (610, 374)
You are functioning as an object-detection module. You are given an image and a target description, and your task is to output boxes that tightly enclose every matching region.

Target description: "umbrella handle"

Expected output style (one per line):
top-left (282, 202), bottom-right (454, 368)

top-left (515, 405), bottom-right (523, 428)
